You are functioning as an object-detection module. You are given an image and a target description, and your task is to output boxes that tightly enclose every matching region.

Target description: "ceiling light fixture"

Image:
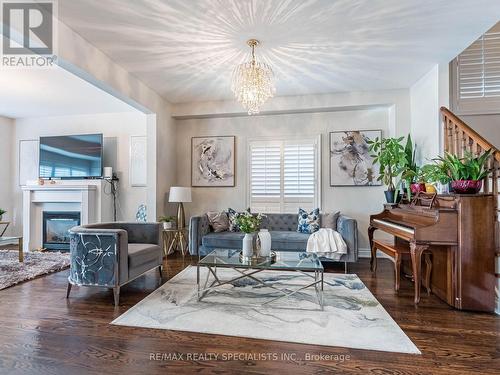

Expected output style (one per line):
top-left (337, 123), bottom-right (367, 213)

top-left (231, 39), bottom-right (275, 115)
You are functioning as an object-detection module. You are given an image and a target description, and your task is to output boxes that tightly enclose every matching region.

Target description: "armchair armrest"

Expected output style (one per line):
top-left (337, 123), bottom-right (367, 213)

top-left (189, 215), bottom-right (210, 255)
top-left (337, 215), bottom-right (358, 262)
top-left (68, 227), bottom-right (128, 287)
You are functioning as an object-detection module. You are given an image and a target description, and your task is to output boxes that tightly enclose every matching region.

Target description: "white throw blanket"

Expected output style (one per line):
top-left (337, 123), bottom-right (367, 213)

top-left (306, 228), bottom-right (347, 260)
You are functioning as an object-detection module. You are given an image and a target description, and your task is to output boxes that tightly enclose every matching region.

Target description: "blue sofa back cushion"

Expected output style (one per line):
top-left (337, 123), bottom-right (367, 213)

top-left (202, 230), bottom-right (310, 252)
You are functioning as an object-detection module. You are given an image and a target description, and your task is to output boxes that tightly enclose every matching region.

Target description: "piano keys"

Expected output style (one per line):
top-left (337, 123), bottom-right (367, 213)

top-left (369, 194), bottom-right (496, 312)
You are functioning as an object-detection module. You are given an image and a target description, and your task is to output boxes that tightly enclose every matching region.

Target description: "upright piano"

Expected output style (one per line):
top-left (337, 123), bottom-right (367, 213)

top-left (369, 194), bottom-right (495, 312)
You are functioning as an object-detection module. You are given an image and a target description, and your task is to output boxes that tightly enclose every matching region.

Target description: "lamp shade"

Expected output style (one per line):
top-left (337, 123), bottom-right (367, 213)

top-left (169, 186), bottom-right (192, 203)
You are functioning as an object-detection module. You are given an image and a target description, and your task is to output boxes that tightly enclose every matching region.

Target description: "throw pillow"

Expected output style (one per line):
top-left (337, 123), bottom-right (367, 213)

top-left (206, 211), bottom-right (229, 233)
top-left (227, 208), bottom-right (251, 232)
top-left (297, 208), bottom-right (320, 234)
top-left (322, 211), bottom-right (340, 231)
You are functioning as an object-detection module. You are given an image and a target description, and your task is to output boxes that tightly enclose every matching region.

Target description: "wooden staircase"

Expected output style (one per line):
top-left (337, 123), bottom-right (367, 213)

top-left (441, 107), bottom-right (500, 313)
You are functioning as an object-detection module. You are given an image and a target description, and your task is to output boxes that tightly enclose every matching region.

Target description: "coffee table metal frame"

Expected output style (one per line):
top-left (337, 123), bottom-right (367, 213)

top-left (197, 250), bottom-right (324, 310)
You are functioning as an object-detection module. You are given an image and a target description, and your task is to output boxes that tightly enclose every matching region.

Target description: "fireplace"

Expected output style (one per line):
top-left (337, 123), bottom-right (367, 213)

top-left (42, 211), bottom-right (81, 251)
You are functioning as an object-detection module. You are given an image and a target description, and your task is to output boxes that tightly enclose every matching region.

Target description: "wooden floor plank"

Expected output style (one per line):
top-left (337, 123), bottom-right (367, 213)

top-left (0, 254), bottom-right (498, 374)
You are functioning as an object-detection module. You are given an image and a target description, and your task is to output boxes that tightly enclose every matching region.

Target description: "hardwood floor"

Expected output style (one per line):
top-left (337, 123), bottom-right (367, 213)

top-left (0, 252), bottom-right (498, 375)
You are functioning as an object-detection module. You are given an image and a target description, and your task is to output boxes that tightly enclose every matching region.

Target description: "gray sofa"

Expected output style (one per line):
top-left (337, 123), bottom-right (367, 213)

top-left (67, 222), bottom-right (163, 306)
top-left (189, 213), bottom-right (358, 267)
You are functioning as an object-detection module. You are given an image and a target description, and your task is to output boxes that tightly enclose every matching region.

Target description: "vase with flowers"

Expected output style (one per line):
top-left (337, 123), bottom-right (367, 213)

top-left (235, 212), bottom-right (266, 258)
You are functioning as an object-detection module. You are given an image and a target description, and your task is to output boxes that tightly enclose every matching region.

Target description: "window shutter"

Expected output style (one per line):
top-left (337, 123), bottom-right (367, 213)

top-left (283, 143), bottom-right (315, 198)
top-left (249, 143), bottom-right (281, 212)
top-left (248, 138), bottom-right (320, 214)
top-left (458, 30), bottom-right (500, 99)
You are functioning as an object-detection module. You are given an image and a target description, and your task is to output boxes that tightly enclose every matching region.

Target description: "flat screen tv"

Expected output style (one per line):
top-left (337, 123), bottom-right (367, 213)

top-left (39, 134), bottom-right (103, 179)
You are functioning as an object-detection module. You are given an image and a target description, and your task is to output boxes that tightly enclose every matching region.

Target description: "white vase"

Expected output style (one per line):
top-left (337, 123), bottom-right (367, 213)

top-left (258, 229), bottom-right (272, 257)
top-left (436, 182), bottom-right (449, 194)
top-left (163, 222), bottom-right (173, 230)
top-left (242, 233), bottom-right (254, 258)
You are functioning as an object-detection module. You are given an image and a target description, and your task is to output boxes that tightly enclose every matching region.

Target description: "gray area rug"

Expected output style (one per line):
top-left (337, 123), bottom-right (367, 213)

top-left (112, 266), bottom-right (420, 354)
top-left (0, 250), bottom-right (70, 290)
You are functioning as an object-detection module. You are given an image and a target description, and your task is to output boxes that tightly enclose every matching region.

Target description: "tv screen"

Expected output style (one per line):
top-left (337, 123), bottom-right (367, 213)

top-left (39, 134), bottom-right (103, 178)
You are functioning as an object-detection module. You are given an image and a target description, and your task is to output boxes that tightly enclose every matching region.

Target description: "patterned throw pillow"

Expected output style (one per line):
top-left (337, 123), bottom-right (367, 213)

top-left (206, 211), bottom-right (229, 233)
top-left (297, 208), bottom-right (320, 234)
top-left (227, 208), bottom-right (251, 232)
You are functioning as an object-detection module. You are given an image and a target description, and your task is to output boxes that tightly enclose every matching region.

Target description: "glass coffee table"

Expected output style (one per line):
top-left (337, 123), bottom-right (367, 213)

top-left (197, 249), bottom-right (324, 309)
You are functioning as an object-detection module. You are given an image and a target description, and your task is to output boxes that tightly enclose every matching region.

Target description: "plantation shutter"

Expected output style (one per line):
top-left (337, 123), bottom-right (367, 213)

top-left (283, 142), bottom-right (316, 212)
top-left (249, 142), bottom-right (282, 213)
top-left (249, 137), bottom-right (320, 213)
top-left (454, 24), bottom-right (500, 114)
top-left (458, 30), bottom-right (500, 99)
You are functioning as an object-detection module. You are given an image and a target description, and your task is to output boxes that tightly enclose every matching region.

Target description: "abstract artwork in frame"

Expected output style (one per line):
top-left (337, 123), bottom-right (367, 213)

top-left (329, 130), bottom-right (382, 186)
top-left (191, 136), bottom-right (235, 187)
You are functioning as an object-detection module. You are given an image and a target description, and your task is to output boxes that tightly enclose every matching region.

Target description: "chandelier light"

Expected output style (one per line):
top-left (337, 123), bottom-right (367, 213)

top-left (231, 39), bottom-right (276, 115)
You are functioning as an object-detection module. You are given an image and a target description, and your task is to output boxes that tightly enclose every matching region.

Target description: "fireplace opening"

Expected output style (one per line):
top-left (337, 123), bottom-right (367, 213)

top-left (42, 211), bottom-right (81, 251)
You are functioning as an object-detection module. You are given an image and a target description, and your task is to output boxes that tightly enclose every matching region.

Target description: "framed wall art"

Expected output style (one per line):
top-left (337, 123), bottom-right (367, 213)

top-left (329, 130), bottom-right (382, 186)
top-left (191, 136), bottom-right (235, 187)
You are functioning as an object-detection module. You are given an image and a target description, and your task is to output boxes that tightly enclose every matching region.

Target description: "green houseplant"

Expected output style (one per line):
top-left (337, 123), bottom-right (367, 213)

top-left (420, 161), bottom-right (452, 194)
top-left (0, 208), bottom-right (5, 221)
top-left (436, 150), bottom-right (492, 194)
top-left (401, 134), bottom-right (425, 197)
top-left (159, 215), bottom-right (176, 229)
top-left (368, 136), bottom-right (407, 203)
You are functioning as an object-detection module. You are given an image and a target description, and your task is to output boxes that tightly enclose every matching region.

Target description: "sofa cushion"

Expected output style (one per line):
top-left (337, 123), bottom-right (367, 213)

top-left (322, 211), bottom-right (340, 231)
top-left (297, 208), bottom-right (320, 234)
top-left (207, 211), bottom-right (229, 232)
top-left (128, 243), bottom-right (162, 269)
top-left (202, 230), bottom-right (310, 252)
top-left (202, 231), bottom-right (245, 248)
top-left (270, 231), bottom-right (310, 251)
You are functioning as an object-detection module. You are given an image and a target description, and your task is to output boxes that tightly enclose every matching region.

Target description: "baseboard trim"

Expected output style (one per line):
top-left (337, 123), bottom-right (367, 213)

top-left (359, 248), bottom-right (390, 259)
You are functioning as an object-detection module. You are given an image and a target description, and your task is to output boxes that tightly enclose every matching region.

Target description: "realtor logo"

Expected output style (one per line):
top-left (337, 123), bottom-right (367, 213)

top-left (1, 0), bottom-right (57, 67)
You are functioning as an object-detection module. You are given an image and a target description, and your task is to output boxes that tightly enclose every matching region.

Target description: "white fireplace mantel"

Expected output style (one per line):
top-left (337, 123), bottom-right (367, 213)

top-left (22, 184), bottom-right (99, 251)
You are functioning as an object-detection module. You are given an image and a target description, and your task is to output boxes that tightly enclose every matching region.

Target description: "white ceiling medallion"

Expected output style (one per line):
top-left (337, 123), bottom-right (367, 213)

top-left (231, 39), bottom-right (276, 115)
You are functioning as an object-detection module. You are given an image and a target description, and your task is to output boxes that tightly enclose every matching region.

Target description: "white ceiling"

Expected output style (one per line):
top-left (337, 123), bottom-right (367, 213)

top-left (0, 66), bottom-right (136, 118)
top-left (58, 0), bottom-right (500, 104)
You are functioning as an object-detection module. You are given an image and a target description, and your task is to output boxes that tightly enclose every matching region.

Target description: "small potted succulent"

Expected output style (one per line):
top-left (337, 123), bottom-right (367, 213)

top-left (368, 136), bottom-right (406, 203)
top-left (159, 215), bottom-right (176, 229)
top-left (0, 209), bottom-right (5, 221)
top-left (436, 150), bottom-right (492, 194)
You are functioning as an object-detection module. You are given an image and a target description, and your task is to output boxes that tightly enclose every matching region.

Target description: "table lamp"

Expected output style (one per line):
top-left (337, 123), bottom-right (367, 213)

top-left (169, 187), bottom-right (192, 229)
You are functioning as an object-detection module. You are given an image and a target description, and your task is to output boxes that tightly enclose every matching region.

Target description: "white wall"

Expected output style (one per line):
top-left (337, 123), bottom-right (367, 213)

top-left (410, 66), bottom-right (440, 163)
top-left (176, 108), bottom-right (390, 251)
top-left (410, 63), bottom-right (450, 163)
top-left (57, 21), bottom-right (177, 219)
top-left (12, 112), bottom-right (148, 234)
top-left (459, 114), bottom-right (500, 148)
top-left (0, 116), bottom-right (14, 235)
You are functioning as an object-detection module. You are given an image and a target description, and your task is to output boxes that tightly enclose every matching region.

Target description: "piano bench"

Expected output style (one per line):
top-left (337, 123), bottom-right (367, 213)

top-left (371, 239), bottom-right (432, 295)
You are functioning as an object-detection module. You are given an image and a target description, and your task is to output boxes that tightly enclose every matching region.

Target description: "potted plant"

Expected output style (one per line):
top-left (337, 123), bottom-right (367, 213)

top-left (159, 215), bottom-right (176, 229)
top-left (420, 161), bottom-right (451, 194)
top-left (235, 212), bottom-right (266, 258)
top-left (400, 134), bottom-right (425, 196)
top-left (0, 209), bottom-right (5, 221)
top-left (436, 150), bottom-right (492, 194)
top-left (368, 136), bottom-right (407, 203)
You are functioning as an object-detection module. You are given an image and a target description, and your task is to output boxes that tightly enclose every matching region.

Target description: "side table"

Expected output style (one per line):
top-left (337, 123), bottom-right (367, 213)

top-left (0, 236), bottom-right (23, 262)
top-left (162, 228), bottom-right (189, 262)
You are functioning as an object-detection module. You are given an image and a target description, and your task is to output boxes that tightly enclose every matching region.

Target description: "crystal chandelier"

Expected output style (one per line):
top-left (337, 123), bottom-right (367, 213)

top-left (231, 39), bottom-right (275, 115)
